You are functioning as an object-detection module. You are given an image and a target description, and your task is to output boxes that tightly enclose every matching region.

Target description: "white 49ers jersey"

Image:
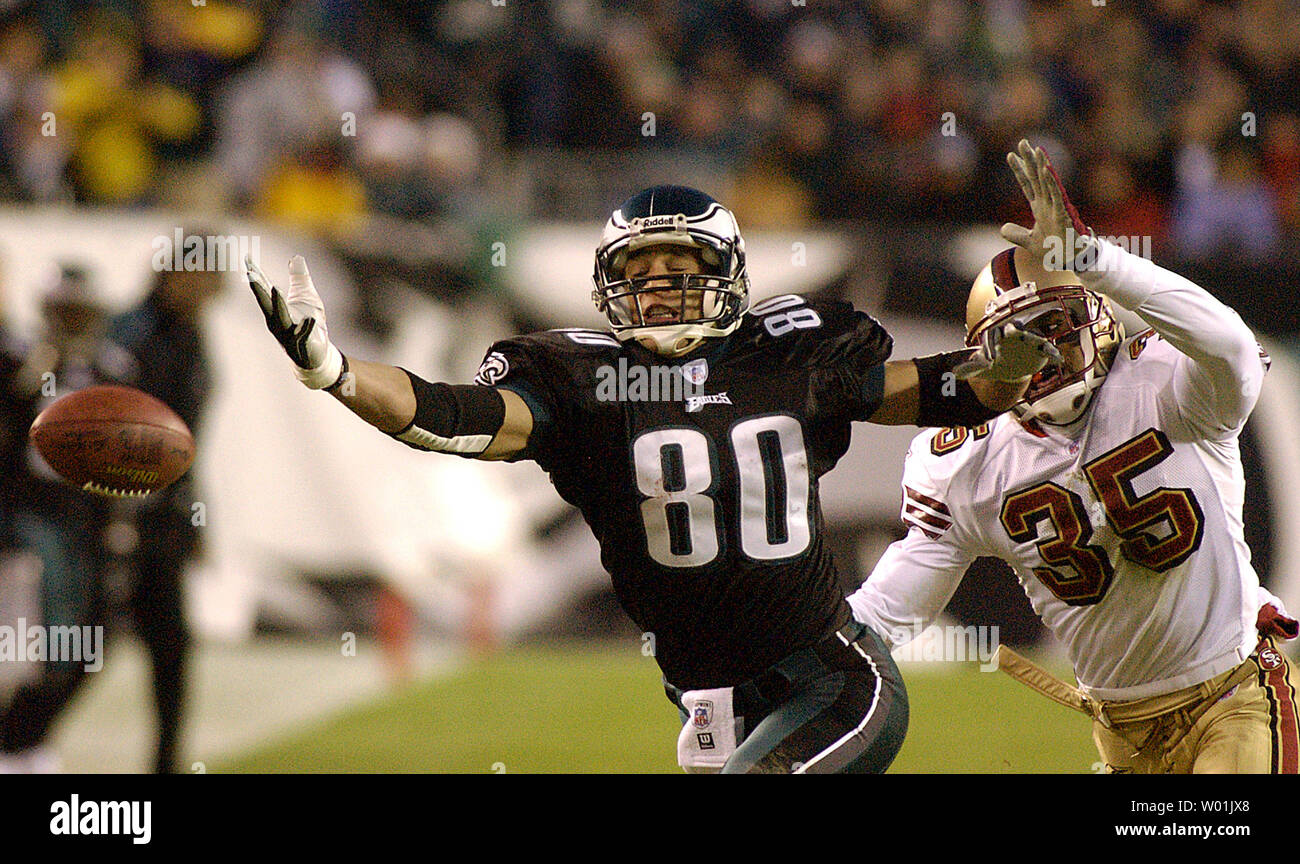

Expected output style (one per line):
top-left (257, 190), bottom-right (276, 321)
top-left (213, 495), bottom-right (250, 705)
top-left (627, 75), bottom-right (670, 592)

top-left (850, 241), bottom-right (1274, 701)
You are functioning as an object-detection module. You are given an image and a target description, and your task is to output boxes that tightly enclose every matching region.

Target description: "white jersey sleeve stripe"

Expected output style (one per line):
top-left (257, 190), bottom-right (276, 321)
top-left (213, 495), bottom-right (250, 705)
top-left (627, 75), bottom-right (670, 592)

top-left (903, 505), bottom-right (950, 532)
top-left (902, 519), bottom-right (944, 541)
top-left (902, 485), bottom-right (952, 539)
top-left (904, 485), bottom-right (951, 517)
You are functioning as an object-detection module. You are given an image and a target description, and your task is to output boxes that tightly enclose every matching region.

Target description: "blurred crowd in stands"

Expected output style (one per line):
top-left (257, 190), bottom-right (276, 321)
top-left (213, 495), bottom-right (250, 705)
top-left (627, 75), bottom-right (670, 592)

top-left (1, 0), bottom-right (1298, 263)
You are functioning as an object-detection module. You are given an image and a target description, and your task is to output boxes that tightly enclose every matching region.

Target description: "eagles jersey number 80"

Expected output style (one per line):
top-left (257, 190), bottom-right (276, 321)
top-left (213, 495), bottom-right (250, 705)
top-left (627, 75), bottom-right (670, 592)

top-left (477, 294), bottom-right (890, 689)
top-left (633, 413), bottom-right (811, 567)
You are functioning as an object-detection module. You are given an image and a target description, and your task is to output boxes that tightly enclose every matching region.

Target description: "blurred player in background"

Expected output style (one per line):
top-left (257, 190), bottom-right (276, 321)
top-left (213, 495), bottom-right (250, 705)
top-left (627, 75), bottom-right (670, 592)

top-left (106, 237), bottom-right (221, 774)
top-left (850, 141), bottom-right (1299, 774)
top-left (0, 264), bottom-right (132, 772)
top-left (245, 185), bottom-right (1050, 773)
top-left (0, 245), bottom-right (218, 774)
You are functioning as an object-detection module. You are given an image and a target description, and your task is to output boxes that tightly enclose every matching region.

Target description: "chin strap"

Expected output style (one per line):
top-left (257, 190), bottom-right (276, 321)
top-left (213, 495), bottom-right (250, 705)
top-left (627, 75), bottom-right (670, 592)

top-left (664, 336), bottom-right (706, 357)
top-left (625, 322), bottom-right (732, 357)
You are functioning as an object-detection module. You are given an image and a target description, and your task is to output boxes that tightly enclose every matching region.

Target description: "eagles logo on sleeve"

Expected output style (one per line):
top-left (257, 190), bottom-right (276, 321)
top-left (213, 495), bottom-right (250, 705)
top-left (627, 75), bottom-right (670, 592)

top-left (475, 351), bottom-right (509, 386)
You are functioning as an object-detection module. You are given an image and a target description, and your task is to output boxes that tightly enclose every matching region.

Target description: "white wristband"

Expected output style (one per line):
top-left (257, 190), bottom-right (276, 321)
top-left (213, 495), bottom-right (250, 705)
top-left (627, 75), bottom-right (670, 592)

top-left (295, 342), bottom-right (345, 390)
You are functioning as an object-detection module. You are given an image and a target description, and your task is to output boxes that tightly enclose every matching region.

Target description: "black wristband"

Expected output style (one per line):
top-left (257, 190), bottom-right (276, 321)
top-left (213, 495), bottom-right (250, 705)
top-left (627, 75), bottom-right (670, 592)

top-left (913, 351), bottom-right (1000, 428)
top-left (394, 370), bottom-right (506, 456)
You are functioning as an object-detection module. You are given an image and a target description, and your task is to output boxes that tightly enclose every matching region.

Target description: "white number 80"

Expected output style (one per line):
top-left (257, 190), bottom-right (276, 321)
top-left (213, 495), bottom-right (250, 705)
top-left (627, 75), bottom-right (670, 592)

top-left (633, 416), bottom-right (812, 567)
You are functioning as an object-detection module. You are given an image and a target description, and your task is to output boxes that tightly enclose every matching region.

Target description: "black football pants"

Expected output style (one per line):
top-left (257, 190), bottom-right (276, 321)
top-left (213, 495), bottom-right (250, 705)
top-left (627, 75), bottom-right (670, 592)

top-left (673, 622), bottom-right (910, 774)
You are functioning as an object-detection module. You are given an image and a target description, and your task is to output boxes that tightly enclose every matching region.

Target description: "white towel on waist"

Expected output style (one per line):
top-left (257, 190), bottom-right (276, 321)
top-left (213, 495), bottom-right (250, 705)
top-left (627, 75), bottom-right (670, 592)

top-left (676, 687), bottom-right (740, 773)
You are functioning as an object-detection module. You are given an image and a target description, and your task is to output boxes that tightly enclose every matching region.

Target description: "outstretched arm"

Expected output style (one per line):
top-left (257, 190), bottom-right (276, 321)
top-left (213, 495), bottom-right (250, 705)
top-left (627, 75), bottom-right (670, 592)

top-left (1078, 241), bottom-right (1265, 432)
top-left (866, 358), bottom-right (1029, 425)
top-left (246, 256), bottom-right (533, 460)
top-left (1001, 139), bottom-right (1267, 432)
top-left (330, 358), bottom-right (533, 460)
top-left (328, 358), bottom-right (413, 433)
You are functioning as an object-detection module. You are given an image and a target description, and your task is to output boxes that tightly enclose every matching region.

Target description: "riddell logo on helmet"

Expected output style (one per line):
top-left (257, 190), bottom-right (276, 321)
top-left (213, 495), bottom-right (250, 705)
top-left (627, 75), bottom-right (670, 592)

top-left (634, 215), bottom-right (683, 231)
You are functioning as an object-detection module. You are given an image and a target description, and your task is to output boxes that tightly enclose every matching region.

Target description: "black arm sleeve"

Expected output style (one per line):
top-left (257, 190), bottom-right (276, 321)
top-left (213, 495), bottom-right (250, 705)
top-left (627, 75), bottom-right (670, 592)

top-left (913, 351), bottom-right (1002, 428)
top-left (392, 370), bottom-right (506, 457)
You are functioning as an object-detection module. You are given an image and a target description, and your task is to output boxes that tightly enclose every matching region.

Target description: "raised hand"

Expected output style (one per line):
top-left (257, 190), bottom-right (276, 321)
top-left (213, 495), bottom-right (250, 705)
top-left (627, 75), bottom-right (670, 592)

top-left (246, 255), bottom-right (346, 390)
top-left (1000, 139), bottom-right (1094, 271)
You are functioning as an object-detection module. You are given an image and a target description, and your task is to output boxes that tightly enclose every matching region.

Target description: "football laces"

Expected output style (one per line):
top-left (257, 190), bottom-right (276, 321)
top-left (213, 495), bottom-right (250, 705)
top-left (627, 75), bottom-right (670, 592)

top-left (81, 480), bottom-right (152, 499)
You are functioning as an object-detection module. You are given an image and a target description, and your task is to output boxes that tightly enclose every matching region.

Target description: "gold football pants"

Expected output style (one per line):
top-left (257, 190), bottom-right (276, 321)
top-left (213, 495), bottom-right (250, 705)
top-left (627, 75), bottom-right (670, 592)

top-left (1092, 643), bottom-right (1299, 774)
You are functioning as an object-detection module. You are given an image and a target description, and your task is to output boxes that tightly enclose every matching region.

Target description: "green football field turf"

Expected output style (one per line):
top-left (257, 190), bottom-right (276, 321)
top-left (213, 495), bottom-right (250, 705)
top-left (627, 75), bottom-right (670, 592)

top-left (218, 642), bottom-right (1099, 773)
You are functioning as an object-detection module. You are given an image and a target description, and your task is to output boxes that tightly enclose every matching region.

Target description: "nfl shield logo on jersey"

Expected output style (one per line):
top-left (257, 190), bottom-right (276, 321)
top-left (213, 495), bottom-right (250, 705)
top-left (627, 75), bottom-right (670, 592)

top-left (692, 700), bottom-right (713, 729)
top-left (681, 358), bottom-right (709, 388)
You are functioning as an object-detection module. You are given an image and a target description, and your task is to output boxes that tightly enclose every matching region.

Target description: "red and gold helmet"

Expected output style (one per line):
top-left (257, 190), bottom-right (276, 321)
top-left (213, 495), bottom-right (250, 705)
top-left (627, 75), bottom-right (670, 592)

top-left (967, 247), bottom-right (1122, 426)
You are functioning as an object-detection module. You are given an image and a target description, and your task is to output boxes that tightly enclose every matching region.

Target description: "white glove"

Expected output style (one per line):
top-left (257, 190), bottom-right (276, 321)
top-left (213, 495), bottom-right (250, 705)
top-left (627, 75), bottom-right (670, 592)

top-left (1000, 138), bottom-right (1097, 270)
top-left (955, 322), bottom-right (1061, 383)
top-left (246, 254), bottom-right (345, 390)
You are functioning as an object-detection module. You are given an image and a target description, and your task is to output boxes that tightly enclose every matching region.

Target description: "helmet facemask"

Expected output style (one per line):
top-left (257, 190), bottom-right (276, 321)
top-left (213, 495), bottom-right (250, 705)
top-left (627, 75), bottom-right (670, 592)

top-left (592, 190), bottom-right (750, 357)
top-left (969, 283), bottom-right (1121, 426)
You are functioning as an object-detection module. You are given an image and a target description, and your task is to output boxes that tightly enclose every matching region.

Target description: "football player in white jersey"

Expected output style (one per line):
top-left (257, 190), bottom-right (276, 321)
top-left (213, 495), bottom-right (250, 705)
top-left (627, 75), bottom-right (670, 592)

top-left (849, 140), bottom-right (1300, 773)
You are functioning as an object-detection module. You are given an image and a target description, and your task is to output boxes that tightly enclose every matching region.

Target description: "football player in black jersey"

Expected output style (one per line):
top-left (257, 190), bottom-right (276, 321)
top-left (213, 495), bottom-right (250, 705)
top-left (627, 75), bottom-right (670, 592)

top-left (247, 185), bottom-right (1049, 773)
